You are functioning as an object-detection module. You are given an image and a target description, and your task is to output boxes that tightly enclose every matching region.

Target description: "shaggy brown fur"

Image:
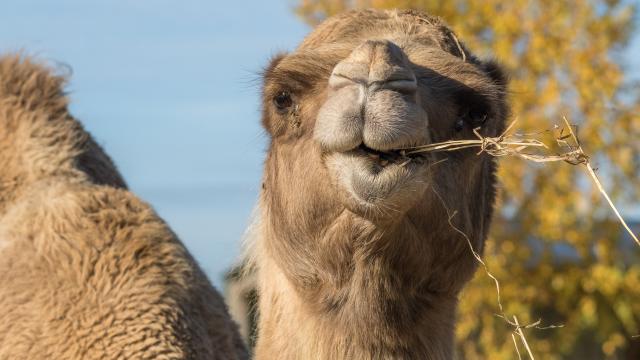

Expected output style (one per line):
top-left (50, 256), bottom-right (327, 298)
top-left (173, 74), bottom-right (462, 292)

top-left (251, 9), bottom-right (509, 359)
top-left (0, 56), bottom-right (248, 359)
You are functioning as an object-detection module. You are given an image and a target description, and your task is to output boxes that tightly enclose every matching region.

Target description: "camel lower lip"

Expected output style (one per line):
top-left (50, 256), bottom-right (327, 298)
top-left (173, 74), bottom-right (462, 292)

top-left (326, 151), bottom-right (429, 205)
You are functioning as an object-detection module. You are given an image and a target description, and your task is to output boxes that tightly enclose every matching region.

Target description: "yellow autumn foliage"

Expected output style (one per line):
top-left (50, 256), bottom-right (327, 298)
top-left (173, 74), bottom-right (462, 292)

top-left (295, 0), bottom-right (640, 358)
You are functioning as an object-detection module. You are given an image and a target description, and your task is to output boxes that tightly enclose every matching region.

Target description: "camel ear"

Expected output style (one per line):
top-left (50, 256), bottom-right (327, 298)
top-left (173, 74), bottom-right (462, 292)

top-left (481, 60), bottom-right (508, 90)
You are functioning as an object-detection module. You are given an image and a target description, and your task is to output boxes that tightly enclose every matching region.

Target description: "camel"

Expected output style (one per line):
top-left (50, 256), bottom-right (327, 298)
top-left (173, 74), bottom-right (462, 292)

top-left (0, 56), bottom-right (248, 359)
top-left (248, 9), bottom-right (509, 359)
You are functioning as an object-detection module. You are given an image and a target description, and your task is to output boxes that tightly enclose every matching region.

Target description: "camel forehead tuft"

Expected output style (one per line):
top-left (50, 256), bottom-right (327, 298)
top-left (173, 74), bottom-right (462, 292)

top-left (297, 9), bottom-right (463, 58)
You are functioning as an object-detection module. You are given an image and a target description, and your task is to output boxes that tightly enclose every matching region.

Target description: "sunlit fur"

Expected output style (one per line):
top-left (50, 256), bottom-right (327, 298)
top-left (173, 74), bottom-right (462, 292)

top-left (250, 9), bottom-right (509, 359)
top-left (0, 56), bottom-right (248, 359)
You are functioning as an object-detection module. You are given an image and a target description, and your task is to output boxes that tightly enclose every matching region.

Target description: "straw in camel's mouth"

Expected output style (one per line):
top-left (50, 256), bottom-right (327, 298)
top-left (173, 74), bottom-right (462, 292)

top-left (326, 142), bottom-right (431, 210)
top-left (355, 143), bottom-right (425, 167)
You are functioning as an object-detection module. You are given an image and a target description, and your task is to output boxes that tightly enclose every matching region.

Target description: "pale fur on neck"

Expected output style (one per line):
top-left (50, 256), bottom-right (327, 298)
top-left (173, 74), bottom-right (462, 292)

top-left (248, 204), bottom-right (459, 360)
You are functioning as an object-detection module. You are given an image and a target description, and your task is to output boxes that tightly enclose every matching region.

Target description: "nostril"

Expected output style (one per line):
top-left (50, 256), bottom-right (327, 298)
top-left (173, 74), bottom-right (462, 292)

top-left (377, 79), bottom-right (417, 94)
top-left (328, 73), bottom-right (362, 90)
top-left (330, 39), bottom-right (416, 93)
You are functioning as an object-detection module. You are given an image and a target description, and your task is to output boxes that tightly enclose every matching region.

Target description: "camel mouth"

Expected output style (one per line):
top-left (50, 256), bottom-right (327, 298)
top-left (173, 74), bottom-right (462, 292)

top-left (325, 145), bottom-right (430, 215)
top-left (325, 142), bottom-right (430, 212)
top-left (354, 143), bottom-right (425, 168)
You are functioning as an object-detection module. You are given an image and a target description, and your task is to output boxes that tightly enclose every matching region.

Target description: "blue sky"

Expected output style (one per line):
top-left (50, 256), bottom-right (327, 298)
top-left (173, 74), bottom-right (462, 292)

top-left (1, 1), bottom-right (638, 285)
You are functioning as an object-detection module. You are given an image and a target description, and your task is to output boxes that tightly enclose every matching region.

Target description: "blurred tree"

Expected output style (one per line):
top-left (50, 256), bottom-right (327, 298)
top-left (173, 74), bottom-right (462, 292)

top-left (295, 1), bottom-right (640, 359)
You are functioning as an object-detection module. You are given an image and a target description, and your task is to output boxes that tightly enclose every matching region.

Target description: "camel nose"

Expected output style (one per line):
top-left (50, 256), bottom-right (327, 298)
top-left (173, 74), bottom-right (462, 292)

top-left (315, 40), bottom-right (428, 153)
top-left (330, 40), bottom-right (417, 94)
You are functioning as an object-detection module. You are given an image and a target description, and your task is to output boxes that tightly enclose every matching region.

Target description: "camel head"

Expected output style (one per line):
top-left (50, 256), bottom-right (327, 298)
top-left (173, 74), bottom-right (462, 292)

top-left (258, 8), bottom-right (508, 316)
top-left (262, 9), bottom-right (506, 225)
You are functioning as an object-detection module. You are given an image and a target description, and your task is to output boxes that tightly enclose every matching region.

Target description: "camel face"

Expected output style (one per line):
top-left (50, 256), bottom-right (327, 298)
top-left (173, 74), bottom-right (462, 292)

top-left (261, 11), bottom-right (507, 221)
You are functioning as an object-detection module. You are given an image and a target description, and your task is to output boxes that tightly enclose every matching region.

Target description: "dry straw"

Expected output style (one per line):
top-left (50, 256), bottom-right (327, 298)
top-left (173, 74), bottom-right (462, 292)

top-left (409, 117), bottom-right (639, 359)
top-left (408, 116), bottom-right (639, 247)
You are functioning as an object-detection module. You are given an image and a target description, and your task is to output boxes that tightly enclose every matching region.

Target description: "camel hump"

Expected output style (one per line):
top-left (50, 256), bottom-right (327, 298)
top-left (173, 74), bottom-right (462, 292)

top-left (0, 54), bottom-right (127, 194)
top-left (0, 54), bottom-right (70, 118)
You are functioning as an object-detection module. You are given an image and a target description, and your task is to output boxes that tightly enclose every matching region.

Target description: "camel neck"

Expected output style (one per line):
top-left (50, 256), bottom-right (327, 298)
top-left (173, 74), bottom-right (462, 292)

top-left (254, 252), bottom-right (458, 360)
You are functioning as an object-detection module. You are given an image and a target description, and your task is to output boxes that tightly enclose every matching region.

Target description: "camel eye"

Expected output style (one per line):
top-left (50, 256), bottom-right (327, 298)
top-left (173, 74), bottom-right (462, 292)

top-left (273, 91), bottom-right (293, 113)
top-left (467, 110), bottom-right (488, 127)
top-left (454, 118), bottom-right (464, 132)
top-left (454, 89), bottom-right (490, 132)
top-left (455, 109), bottom-right (488, 132)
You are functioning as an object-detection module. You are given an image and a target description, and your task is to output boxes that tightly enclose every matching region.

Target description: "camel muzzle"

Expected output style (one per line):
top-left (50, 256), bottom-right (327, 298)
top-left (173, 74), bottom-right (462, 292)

top-left (314, 39), bottom-right (430, 155)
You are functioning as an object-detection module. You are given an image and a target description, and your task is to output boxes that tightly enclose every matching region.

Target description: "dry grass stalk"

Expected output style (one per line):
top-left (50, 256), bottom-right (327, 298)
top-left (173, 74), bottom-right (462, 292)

top-left (432, 185), bottom-right (557, 360)
top-left (512, 332), bottom-right (523, 360)
top-left (513, 315), bottom-right (535, 360)
top-left (409, 117), bottom-right (640, 248)
top-left (421, 117), bottom-right (639, 358)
